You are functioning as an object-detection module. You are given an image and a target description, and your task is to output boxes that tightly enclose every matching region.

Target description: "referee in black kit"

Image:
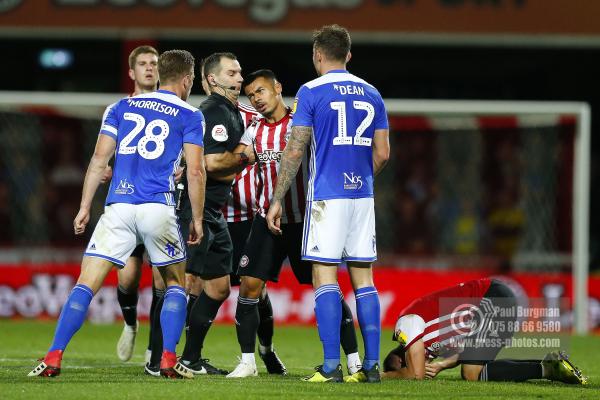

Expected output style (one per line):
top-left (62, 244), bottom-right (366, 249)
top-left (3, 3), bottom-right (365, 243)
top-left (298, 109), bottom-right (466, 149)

top-left (176, 52), bottom-right (254, 376)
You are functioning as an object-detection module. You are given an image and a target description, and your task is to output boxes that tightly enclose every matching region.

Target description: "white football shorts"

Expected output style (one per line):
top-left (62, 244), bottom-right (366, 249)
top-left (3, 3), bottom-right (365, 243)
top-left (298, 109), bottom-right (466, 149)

top-left (301, 197), bottom-right (377, 264)
top-left (84, 203), bottom-right (186, 268)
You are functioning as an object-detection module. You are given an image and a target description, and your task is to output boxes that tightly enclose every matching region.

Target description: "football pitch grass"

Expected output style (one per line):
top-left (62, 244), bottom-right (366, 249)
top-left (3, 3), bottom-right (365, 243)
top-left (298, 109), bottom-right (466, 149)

top-left (0, 321), bottom-right (597, 399)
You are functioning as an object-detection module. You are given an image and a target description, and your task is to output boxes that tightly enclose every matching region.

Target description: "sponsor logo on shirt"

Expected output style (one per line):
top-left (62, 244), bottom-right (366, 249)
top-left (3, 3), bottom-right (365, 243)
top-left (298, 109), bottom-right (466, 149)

top-left (430, 341), bottom-right (442, 356)
top-left (115, 179), bottom-right (135, 195)
top-left (292, 98), bottom-right (298, 115)
top-left (257, 149), bottom-right (283, 163)
top-left (343, 172), bottom-right (363, 190)
top-left (212, 124), bottom-right (228, 142)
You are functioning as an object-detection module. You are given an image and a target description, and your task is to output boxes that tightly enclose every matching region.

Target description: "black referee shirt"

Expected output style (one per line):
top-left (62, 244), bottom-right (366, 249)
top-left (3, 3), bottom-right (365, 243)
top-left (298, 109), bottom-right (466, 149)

top-left (180, 93), bottom-right (245, 214)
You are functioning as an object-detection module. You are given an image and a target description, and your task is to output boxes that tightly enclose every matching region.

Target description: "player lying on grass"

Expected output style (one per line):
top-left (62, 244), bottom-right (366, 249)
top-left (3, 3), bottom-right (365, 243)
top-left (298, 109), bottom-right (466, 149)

top-left (381, 278), bottom-right (587, 384)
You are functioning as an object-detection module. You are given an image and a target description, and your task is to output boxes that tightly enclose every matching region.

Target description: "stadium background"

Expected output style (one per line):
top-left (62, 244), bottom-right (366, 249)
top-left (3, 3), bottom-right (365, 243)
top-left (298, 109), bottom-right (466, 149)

top-left (1, 1), bottom-right (600, 332)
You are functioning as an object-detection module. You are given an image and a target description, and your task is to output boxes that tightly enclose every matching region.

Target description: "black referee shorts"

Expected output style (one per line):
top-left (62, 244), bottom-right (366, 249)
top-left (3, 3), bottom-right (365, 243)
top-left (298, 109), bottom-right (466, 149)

top-left (228, 219), bottom-right (253, 287)
top-left (236, 215), bottom-right (312, 284)
top-left (130, 244), bottom-right (145, 259)
top-left (459, 279), bottom-right (517, 365)
top-left (178, 205), bottom-right (233, 279)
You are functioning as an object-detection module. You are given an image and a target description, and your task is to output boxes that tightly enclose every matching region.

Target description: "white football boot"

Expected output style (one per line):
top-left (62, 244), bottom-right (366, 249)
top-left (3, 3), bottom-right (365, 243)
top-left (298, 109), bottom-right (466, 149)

top-left (117, 321), bottom-right (138, 361)
top-left (226, 357), bottom-right (258, 378)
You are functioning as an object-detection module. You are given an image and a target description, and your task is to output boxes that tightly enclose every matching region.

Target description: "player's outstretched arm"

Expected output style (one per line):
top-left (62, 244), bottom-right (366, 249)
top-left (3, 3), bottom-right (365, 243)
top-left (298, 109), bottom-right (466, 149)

top-left (272, 125), bottom-right (311, 200)
top-left (266, 125), bottom-right (311, 235)
top-left (206, 143), bottom-right (254, 182)
top-left (403, 340), bottom-right (426, 379)
top-left (100, 165), bottom-right (113, 184)
top-left (382, 340), bottom-right (426, 380)
top-left (74, 134), bottom-right (116, 235)
top-left (184, 142), bottom-right (206, 245)
top-left (425, 353), bottom-right (459, 379)
top-left (372, 128), bottom-right (390, 177)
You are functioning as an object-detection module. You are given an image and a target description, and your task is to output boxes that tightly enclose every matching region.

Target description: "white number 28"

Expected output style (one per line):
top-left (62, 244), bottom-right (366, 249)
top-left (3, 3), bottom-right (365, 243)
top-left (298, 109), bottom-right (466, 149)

top-left (118, 112), bottom-right (169, 160)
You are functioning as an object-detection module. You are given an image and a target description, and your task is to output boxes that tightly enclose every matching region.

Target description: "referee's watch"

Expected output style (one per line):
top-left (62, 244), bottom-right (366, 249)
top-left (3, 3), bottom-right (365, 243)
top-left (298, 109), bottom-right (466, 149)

top-left (238, 152), bottom-right (249, 166)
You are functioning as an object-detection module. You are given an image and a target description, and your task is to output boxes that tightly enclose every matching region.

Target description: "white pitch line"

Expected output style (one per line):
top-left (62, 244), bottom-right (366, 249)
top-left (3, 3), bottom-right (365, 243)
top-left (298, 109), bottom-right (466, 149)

top-left (1, 358), bottom-right (142, 369)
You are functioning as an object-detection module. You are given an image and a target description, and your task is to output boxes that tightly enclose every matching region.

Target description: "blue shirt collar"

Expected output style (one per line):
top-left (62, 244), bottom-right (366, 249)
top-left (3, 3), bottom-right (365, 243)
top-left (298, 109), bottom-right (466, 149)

top-left (326, 69), bottom-right (348, 74)
top-left (157, 89), bottom-right (176, 95)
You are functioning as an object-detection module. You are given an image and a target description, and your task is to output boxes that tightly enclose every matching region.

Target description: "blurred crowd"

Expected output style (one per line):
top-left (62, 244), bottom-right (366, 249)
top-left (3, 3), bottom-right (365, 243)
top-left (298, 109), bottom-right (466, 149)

top-left (0, 111), bottom-right (575, 269)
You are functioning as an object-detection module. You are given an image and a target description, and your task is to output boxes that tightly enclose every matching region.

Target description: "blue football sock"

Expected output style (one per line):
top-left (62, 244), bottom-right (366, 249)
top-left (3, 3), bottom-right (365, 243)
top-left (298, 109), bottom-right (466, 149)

top-left (355, 286), bottom-right (380, 370)
top-left (315, 284), bottom-right (342, 373)
top-left (49, 284), bottom-right (94, 352)
top-left (161, 286), bottom-right (187, 353)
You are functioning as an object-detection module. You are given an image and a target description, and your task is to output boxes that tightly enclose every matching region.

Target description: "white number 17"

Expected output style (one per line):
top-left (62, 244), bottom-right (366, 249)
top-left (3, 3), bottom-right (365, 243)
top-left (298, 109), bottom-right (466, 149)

top-left (330, 100), bottom-right (374, 146)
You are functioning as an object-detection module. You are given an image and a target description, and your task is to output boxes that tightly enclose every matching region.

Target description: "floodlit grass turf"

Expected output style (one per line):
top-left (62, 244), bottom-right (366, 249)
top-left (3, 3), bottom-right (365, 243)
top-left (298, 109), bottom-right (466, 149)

top-left (0, 321), bottom-right (597, 399)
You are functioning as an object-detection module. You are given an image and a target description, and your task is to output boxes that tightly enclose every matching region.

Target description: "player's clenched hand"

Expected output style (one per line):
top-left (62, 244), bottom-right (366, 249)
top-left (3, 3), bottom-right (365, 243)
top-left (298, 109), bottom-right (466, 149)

top-left (425, 362), bottom-right (443, 379)
top-left (243, 143), bottom-right (256, 164)
top-left (174, 166), bottom-right (184, 183)
top-left (266, 200), bottom-right (283, 235)
top-left (73, 209), bottom-right (90, 235)
top-left (188, 219), bottom-right (203, 245)
top-left (100, 165), bottom-right (113, 184)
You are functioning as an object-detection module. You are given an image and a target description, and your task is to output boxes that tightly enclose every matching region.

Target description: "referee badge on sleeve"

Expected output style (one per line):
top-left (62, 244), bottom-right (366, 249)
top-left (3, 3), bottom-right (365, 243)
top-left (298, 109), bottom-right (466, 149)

top-left (212, 124), bottom-right (228, 142)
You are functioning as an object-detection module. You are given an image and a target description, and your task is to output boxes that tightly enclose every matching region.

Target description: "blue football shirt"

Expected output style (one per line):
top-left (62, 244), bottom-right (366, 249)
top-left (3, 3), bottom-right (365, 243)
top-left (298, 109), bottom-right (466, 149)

top-left (292, 70), bottom-right (388, 201)
top-left (99, 90), bottom-right (205, 206)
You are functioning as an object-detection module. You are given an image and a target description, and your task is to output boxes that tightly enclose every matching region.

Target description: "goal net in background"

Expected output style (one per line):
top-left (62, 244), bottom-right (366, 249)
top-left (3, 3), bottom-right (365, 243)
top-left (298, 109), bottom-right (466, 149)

top-left (0, 93), bottom-right (590, 333)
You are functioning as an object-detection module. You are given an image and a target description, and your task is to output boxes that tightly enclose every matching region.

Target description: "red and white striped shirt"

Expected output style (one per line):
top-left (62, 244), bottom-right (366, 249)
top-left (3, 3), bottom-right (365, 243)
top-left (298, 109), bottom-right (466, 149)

top-left (394, 278), bottom-right (492, 359)
top-left (241, 109), bottom-right (308, 224)
top-left (221, 103), bottom-right (259, 223)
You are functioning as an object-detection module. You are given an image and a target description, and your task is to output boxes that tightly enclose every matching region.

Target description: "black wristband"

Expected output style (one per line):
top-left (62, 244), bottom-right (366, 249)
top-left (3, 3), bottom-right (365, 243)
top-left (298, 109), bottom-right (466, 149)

top-left (238, 152), bottom-right (249, 166)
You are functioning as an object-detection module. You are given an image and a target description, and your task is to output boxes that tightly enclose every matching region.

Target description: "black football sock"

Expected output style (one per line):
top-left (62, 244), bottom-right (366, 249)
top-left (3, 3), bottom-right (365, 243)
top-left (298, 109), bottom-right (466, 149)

top-left (235, 297), bottom-right (260, 354)
top-left (257, 292), bottom-right (274, 349)
top-left (148, 286), bottom-right (165, 351)
top-left (340, 299), bottom-right (359, 355)
top-left (184, 294), bottom-right (199, 345)
top-left (180, 291), bottom-right (224, 363)
top-left (479, 360), bottom-right (543, 382)
top-left (186, 294), bottom-right (199, 328)
top-left (117, 285), bottom-right (139, 327)
top-left (149, 294), bottom-right (164, 366)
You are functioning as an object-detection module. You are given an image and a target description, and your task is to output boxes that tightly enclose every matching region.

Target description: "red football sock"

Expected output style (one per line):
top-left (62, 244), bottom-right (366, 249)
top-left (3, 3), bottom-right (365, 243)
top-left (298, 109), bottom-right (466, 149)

top-left (160, 350), bottom-right (178, 369)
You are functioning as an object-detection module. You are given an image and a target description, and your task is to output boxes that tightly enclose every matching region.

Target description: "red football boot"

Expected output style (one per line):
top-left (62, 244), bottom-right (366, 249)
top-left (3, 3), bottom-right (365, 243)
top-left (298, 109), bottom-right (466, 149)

top-left (28, 350), bottom-right (63, 377)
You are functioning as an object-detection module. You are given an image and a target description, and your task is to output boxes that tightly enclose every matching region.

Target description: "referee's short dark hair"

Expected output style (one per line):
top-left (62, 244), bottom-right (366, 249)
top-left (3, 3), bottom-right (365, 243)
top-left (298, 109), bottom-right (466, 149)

top-left (312, 24), bottom-right (351, 63)
top-left (203, 52), bottom-right (237, 81)
top-left (243, 69), bottom-right (277, 90)
top-left (158, 50), bottom-right (195, 84)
